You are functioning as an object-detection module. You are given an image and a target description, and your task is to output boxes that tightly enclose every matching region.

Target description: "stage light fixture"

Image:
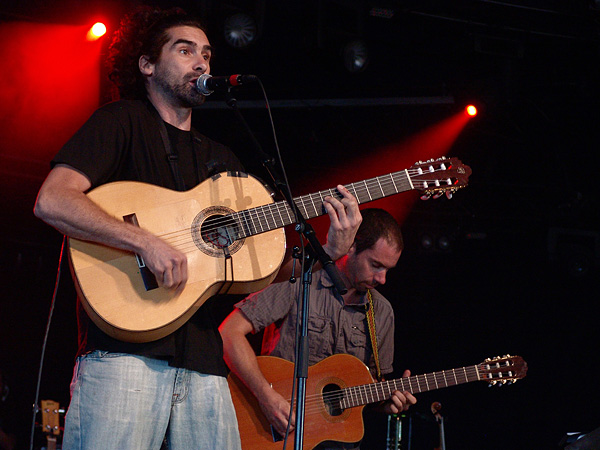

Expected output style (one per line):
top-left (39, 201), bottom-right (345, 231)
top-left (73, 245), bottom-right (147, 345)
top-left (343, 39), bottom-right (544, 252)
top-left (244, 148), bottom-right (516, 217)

top-left (86, 22), bottom-right (106, 41)
top-left (223, 13), bottom-right (257, 48)
top-left (437, 235), bottom-right (451, 251)
top-left (548, 227), bottom-right (599, 279)
top-left (466, 105), bottom-right (477, 116)
top-left (420, 234), bottom-right (434, 250)
top-left (419, 231), bottom-right (456, 253)
top-left (343, 39), bottom-right (369, 73)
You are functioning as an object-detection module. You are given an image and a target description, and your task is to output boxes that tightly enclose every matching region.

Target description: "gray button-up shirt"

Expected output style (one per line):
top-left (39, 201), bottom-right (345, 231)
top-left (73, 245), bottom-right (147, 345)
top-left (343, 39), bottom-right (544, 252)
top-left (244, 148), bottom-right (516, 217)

top-left (235, 269), bottom-right (395, 378)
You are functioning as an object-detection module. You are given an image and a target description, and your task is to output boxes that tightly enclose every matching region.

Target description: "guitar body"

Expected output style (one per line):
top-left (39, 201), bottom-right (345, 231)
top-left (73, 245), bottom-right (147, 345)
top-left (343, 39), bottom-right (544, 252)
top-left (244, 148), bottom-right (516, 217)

top-left (69, 172), bottom-right (285, 342)
top-left (228, 354), bottom-right (374, 450)
top-left (229, 353), bottom-right (527, 450)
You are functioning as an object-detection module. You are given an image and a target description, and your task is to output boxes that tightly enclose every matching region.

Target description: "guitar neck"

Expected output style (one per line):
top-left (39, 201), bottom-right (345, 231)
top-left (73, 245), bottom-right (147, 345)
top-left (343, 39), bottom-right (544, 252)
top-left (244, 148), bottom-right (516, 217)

top-left (294, 171), bottom-right (414, 219)
top-left (234, 170), bottom-right (413, 238)
top-left (341, 364), bottom-right (481, 409)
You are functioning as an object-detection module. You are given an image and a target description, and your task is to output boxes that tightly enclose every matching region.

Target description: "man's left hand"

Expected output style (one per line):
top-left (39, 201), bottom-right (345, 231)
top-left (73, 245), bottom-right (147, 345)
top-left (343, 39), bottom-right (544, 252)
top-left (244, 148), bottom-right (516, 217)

top-left (322, 184), bottom-right (362, 260)
top-left (383, 370), bottom-right (417, 414)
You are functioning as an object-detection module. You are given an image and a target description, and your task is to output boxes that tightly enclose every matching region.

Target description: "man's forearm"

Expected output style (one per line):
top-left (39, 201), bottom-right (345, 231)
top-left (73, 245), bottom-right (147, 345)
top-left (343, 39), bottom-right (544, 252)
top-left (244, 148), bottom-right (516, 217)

top-left (35, 184), bottom-right (150, 253)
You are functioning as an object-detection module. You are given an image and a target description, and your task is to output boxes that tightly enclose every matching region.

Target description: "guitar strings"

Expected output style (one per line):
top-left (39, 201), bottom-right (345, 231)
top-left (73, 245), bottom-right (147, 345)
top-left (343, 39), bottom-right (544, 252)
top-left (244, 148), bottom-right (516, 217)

top-left (153, 175), bottom-right (411, 249)
top-left (148, 170), bottom-right (453, 252)
top-left (276, 359), bottom-right (516, 417)
top-left (289, 365), bottom-right (485, 416)
top-left (157, 169), bottom-right (442, 244)
top-left (309, 363), bottom-right (517, 415)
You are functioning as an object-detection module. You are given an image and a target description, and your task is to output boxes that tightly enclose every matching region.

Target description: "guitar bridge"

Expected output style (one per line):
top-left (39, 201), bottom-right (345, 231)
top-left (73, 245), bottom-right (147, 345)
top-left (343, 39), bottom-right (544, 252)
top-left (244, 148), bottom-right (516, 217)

top-left (123, 213), bottom-right (159, 291)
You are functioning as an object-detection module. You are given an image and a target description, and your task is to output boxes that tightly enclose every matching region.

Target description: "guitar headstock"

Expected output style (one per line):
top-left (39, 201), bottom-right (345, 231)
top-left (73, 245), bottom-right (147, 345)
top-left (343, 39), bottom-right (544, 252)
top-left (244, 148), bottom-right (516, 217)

top-left (477, 355), bottom-right (528, 386)
top-left (409, 157), bottom-right (472, 199)
top-left (41, 399), bottom-right (61, 436)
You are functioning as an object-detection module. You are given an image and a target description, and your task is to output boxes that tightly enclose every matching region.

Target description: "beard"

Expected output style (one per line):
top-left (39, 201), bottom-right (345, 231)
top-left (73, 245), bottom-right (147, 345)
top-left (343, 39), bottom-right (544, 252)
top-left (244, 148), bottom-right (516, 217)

top-left (153, 64), bottom-right (206, 108)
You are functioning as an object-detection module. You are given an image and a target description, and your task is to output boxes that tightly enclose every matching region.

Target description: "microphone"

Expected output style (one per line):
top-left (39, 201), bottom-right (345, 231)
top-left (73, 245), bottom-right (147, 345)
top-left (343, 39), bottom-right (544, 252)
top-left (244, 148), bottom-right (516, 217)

top-left (195, 73), bottom-right (258, 95)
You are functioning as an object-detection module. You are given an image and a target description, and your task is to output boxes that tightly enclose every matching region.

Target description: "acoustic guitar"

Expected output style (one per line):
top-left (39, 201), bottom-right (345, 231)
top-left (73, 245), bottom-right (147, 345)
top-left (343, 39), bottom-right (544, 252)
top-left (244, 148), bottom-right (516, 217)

top-left (68, 157), bottom-right (471, 342)
top-left (228, 353), bottom-right (527, 450)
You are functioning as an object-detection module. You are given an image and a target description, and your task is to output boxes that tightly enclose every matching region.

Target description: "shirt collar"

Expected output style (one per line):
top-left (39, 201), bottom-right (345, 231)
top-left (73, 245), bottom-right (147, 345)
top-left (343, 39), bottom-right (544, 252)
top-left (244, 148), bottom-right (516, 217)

top-left (318, 270), bottom-right (369, 307)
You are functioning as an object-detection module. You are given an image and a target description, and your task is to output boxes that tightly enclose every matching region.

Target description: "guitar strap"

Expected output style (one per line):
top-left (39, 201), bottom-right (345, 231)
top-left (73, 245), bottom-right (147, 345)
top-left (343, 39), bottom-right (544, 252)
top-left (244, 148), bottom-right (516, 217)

top-left (159, 122), bottom-right (187, 191)
top-left (366, 289), bottom-right (383, 381)
top-left (149, 102), bottom-right (187, 191)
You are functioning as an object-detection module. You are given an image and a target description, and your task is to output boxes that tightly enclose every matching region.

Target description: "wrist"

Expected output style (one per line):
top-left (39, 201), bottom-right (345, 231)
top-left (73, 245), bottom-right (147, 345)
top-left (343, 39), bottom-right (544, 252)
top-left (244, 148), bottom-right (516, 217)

top-left (322, 243), bottom-right (342, 261)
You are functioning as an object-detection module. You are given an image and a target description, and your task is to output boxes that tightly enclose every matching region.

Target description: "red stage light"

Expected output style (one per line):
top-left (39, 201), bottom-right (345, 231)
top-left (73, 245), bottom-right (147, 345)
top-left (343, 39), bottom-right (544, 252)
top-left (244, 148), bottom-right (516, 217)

top-left (466, 105), bottom-right (478, 116)
top-left (87, 22), bottom-right (106, 41)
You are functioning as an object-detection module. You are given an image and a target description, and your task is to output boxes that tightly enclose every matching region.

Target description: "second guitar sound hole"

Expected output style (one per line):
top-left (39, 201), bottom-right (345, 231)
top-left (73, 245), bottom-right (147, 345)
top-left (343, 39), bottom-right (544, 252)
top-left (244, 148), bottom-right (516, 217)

top-left (322, 383), bottom-right (344, 417)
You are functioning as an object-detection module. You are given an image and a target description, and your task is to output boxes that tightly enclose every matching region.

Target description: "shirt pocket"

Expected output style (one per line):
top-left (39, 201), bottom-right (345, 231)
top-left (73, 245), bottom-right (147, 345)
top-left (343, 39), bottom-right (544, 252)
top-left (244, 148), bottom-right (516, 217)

top-left (349, 326), bottom-right (368, 349)
top-left (307, 315), bottom-right (331, 360)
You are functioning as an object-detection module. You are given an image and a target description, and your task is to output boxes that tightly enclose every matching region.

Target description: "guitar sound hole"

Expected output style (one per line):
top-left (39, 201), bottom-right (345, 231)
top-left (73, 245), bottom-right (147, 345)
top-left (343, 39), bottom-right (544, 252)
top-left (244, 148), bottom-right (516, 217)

top-left (201, 214), bottom-right (237, 248)
top-left (192, 207), bottom-right (244, 257)
top-left (322, 383), bottom-right (344, 416)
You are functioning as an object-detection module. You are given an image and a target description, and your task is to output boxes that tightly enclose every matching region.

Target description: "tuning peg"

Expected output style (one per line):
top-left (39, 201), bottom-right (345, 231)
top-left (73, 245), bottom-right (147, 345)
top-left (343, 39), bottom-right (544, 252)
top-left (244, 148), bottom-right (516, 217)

top-left (420, 194), bottom-right (431, 201)
top-left (432, 192), bottom-right (443, 200)
top-left (445, 191), bottom-right (453, 200)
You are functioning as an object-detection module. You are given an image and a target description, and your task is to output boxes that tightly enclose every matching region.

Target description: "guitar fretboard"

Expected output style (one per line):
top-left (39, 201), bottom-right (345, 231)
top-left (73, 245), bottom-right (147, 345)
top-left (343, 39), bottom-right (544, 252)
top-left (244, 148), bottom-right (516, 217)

top-left (232, 170), bottom-right (414, 239)
top-left (340, 364), bottom-right (481, 409)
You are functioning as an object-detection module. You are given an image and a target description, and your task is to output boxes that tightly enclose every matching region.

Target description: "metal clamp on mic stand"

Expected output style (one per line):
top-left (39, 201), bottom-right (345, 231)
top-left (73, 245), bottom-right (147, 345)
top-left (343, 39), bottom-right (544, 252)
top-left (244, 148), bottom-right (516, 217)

top-left (224, 87), bottom-right (347, 449)
top-left (431, 402), bottom-right (446, 450)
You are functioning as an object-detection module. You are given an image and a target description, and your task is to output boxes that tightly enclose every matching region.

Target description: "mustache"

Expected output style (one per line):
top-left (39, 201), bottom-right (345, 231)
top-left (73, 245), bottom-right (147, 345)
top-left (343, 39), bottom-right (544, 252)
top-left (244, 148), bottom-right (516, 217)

top-left (185, 73), bottom-right (201, 82)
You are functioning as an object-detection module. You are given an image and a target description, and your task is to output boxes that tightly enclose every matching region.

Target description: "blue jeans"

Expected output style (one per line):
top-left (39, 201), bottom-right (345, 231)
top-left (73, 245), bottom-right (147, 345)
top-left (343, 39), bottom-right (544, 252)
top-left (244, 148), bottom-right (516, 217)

top-left (62, 351), bottom-right (241, 450)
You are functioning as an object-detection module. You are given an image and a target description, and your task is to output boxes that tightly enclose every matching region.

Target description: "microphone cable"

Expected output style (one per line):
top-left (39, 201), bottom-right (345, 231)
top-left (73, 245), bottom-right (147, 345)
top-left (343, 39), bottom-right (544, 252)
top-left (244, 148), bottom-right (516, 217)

top-left (28, 234), bottom-right (67, 450)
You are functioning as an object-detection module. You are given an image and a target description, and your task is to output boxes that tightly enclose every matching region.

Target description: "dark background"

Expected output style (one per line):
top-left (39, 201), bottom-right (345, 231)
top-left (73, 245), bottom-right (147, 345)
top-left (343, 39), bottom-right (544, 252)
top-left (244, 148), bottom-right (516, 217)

top-left (1, 1), bottom-right (600, 449)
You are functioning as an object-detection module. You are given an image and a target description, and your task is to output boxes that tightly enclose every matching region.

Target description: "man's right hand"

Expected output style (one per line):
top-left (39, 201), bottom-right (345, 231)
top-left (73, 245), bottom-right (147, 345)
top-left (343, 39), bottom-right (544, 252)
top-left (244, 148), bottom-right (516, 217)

top-left (258, 388), bottom-right (296, 437)
top-left (139, 234), bottom-right (188, 292)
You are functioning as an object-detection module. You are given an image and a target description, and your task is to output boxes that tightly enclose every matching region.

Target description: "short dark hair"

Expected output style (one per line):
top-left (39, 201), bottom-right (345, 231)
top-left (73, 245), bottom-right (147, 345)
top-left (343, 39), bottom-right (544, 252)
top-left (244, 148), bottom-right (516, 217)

top-left (107, 6), bottom-right (206, 100)
top-left (354, 208), bottom-right (403, 254)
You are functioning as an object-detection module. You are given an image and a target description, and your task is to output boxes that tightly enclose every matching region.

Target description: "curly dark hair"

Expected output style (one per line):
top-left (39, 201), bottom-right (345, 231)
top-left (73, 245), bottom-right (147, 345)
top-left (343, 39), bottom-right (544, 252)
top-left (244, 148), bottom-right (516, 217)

top-left (107, 6), bottom-right (206, 100)
top-left (353, 208), bottom-right (404, 254)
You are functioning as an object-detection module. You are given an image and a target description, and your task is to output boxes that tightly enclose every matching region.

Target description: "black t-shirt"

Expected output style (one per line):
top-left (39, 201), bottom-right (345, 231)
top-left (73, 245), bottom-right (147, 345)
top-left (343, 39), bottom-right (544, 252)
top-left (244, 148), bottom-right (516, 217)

top-left (52, 99), bottom-right (244, 377)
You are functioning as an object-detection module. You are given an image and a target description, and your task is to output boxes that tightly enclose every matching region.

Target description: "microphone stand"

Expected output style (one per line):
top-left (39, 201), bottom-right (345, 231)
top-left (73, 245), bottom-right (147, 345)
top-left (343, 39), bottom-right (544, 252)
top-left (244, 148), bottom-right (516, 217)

top-left (431, 402), bottom-right (446, 450)
top-left (224, 90), bottom-right (347, 449)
